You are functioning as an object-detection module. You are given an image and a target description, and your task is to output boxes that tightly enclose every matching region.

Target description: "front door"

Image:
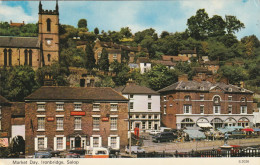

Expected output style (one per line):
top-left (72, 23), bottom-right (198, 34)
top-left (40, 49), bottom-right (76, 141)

top-left (154, 124), bottom-right (158, 130)
top-left (75, 137), bottom-right (81, 148)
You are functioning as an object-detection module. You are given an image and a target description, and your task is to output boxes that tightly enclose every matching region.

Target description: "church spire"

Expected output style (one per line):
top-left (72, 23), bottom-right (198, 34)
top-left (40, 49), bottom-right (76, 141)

top-left (39, 1), bottom-right (42, 13)
top-left (56, 0), bottom-right (59, 13)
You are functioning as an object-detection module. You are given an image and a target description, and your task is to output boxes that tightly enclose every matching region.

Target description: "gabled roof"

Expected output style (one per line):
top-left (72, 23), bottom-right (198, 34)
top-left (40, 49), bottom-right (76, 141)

top-left (152, 60), bottom-right (176, 66)
top-left (0, 36), bottom-right (39, 48)
top-left (158, 81), bottom-right (253, 94)
top-left (114, 84), bottom-right (159, 95)
top-left (25, 86), bottom-right (128, 101)
top-left (11, 102), bottom-right (25, 116)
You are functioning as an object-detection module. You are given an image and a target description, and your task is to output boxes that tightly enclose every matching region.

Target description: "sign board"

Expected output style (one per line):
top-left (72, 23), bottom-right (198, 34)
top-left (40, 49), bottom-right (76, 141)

top-left (101, 117), bottom-right (109, 122)
top-left (47, 117), bottom-right (55, 121)
top-left (0, 132), bottom-right (8, 137)
top-left (66, 141), bottom-right (70, 146)
top-left (71, 111), bottom-right (86, 116)
top-left (0, 138), bottom-right (9, 147)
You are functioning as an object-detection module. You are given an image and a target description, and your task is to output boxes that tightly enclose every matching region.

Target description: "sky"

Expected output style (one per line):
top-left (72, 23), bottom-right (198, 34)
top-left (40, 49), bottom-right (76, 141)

top-left (0, 0), bottom-right (259, 40)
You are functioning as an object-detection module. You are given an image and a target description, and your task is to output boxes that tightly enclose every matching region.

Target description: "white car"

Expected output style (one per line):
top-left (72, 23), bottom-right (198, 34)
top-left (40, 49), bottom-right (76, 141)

top-left (125, 146), bottom-right (145, 154)
top-left (149, 130), bottom-right (161, 135)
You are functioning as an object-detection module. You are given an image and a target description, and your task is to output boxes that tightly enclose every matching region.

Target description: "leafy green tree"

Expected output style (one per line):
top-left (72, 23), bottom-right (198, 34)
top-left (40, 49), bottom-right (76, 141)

top-left (60, 47), bottom-right (86, 68)
top-left (85, 43), bottom-right (96, 70)
top-left (225, 15), bottom-right (245, 34)
top-left (77, 19), bottom-right (87, 29)
top-left (0, 66), bottom-right (39, 101)
top-left (145, 64), bottom-right (178, 91)
top-left (134, 28), bottom-right (157, 43)
top-left (218, 65), bottom-right (248, 84)
top-left (207, 15), bottom-right (226, 37)
top-left (95, 75), bottom-right (115, 88)
top-left (120, 27), bottom-right (132, 38)
top-left (94, 27), bottom-right (99, 35)
top-left (98, 48), bottom-right (109, 71)
top-left (160, 31), bottom-right (170, 38)
top-left (121, 50), bottom-right (129, 63)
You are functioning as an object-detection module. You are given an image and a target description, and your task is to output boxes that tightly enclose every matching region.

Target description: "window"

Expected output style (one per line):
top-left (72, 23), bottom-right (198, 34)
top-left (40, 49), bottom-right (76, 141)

top-left (56, 117), bottom-right (63, 130)
top-left (144, 63), bottom-right (147, 66)
top-left (183, 105), bottom-right (192, 114)
top-left (130, 102), bottom-right (134, 110)
top-left (142, 115), bottom-right (146, 119)
top-left (47, 18), bottom-right (51, 32)
top-left (241, 97), bottom-right (246, 102)
top-left (37, 117), bottom-right (45, 130)
top-left (148, 122), bottom-right (152, 129)
top-left (110, 118), bottom-right (117, 130)
top-left (24, 49), bottom-right (28, 65)
top-left (228, 88), bottom-right (232, 92)
top-left (93, 103), bottom-right (100, 111)
top-left (214, 106), bottom-right (221, 114)
top-left (142, 121), bottom-right (146, 129)
top-left (74, 117), bottom-right (81, 130)
top-left (154, 115), bottom-right (158, 119)
top-left (130, 95), bottom-right (134, 99)
top-left (213, 96), bottom-right (220, 104)
top-left (184, 95), bottom-right (191, 101)
top-left (181, 118), bottom-right (195, 128)
top-left (129, 115), bottom-right (132, 119)
top-left (163, 106), bottom-right (166, 115)
top-left (110, 137), bottom-right (117, 148)
top-left (228, 96), bottom-right (232, 101)
top-left (57, 137), bottom-right (63, 150)
top-left (3, 49), bottom-right (7, 66)
top-left (200, 105), bottom-right (204, 114)
top-left (93, 117), bottom-right (100, 130)
top-left (200, 86), bottom-right (204, 90)
top-left (163, 96), bottom-right (167, 101)
top-left (148, 115), bottom-right (152, 119)
top-left (110, 104), bottom-right (118, 111)
top-left (228, 105), bottom-right (232, 114)
top-left (37, 103), bottom-right (45, 111)
top-left (38, 138), bottom-right (45, 150)
top-left (93, 137), bottom-right (99, 147)
top-left (148, 103), bottom-right (151, 110)
top-left (113, 54), bottom-right (117, 59)
top-left (240, 106), bottom-right (247, 114)
top-left (56, 103), bottom-right (64, 111)
top-left (148, 95), bottom-right (151, 99)
top-left (47, 54), bottom-right (51, 62)
top-left (29, 50), bottom-right (32, 66)
top-left (74, 103), bottom-right (82, 111)
top-left (135, 115), bottom-right (139, 119)
top-left (200, 95), bottom-right (204, 101)
top-left (8, 49), bottom-right (12, 66)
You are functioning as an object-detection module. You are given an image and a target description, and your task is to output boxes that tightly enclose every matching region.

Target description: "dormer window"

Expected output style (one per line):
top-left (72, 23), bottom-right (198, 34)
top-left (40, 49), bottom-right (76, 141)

top-left (241, 88), bottom-right (245, 92)
top-left (213, 96), bottom-right (220, 104)
top-left (241, 97), bottom-right (246, 102)
top-left (228, 88), bottom-right (232, 92)
top-left (184, 95), bottom-right (191, 101)
top-left (200, 86), bottom-right (204, 90)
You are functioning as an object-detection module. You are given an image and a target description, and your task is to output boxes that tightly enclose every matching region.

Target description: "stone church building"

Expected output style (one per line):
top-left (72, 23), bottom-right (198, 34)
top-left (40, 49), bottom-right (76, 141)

top-left (0, 1), bottom-right (60, 69)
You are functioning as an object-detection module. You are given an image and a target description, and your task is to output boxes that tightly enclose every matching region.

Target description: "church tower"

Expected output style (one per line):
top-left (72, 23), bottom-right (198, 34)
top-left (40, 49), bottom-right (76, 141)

top-left (38, 0), bottom-right (59, 66)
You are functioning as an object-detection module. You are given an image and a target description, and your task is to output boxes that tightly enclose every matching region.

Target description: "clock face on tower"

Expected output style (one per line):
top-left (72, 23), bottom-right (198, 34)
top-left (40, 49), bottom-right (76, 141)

top-left (46, 40), bottom-right (52, 46)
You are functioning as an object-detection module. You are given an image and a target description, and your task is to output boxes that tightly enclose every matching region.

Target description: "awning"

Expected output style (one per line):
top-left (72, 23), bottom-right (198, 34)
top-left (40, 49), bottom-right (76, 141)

top-left (197, 123), bottom-right (213, 128)
top-left (253, 128), bottom-right (260, 132)
top-left (218, 128), bottom-right (235, 133)
top-left (242, 128), bottom-right (254, 132)
top-left (183, 130), bottom-right (206, 139)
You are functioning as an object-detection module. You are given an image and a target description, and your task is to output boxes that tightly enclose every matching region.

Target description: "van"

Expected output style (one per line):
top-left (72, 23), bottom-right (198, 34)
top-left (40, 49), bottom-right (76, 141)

top-left (85, 147), bottom-right (109, 158)
top-left (152, 132), bottom-right (178, 143)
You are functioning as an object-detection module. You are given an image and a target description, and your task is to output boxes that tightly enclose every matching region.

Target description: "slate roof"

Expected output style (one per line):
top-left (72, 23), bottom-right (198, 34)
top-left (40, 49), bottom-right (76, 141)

top-left (114, 84), bottom-right (159, 95)
top-left (0, 95), bottom-right (9, 104)
top-left (158, 81), bottom-right (253, 94)
top-left (152, 60), bottom-right (176, 66)
top-left (11, 102), bottom-right (25, 116)
top-left (0, 36), bottom-right (39, 48)
top-left (25, 87), bottom-right (128, 101)
top-left (162, 55), bottom-right (189, 62)
top-left (137, 57), bottom-right (150, 63)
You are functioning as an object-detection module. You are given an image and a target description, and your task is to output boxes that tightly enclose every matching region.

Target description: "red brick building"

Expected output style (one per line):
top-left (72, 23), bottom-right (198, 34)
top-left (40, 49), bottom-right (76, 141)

top-left (158, 75), bottom-right (254, 129)
top-left (24, 87), bottom-right (128, 155)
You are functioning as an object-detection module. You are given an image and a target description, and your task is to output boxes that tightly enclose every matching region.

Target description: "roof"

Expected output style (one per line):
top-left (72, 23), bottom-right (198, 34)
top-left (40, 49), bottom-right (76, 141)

top-left (197, 123), bottom-right (213, 128)
top-left (183, 130), bottom-right (206, 139)
top-left (25, 86), bottom-right (128, 101)
top-left (161, 55), bottom-right (189, 62)
top-left (152, 60), bottom-right (176, 66)
top-left (114, 84), bottom-right (159, 95)
top-left (10, 23), bottom-right (25, 27)
top-left (157, 80), bottom-right (254, 94)
top-left (0, 36), bottom-right (39, 48)
top-left (137, 57), bottom-right (150, 63)
top-left (0, 95), bottom-right (9, 104)
top-left (193, 67), bottom-right (212, 74)
top-left (11, 102), bottom-right (25, 116)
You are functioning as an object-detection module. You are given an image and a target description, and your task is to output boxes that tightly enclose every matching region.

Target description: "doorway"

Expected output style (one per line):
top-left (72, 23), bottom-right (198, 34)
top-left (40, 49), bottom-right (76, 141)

top-left (75, 137), bottom-right (81, 148)
top-left (154, 124), bottom-right (158, 130)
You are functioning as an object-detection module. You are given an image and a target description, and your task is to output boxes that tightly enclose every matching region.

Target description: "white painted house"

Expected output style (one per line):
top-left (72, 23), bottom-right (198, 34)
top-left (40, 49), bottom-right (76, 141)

top-left (114, 82), bottom-right (160, 132)
top-left (137, 57), bottom-right (151, 74)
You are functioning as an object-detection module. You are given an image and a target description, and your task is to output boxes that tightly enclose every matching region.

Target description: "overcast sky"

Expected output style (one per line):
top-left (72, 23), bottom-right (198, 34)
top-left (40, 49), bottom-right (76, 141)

top-left (0, 0), bottom-right (259, 39)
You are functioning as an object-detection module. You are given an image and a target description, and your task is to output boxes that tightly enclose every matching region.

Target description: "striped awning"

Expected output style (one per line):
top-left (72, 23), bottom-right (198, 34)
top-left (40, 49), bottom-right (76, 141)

top-left (197, 123), bottom-right (213, 128)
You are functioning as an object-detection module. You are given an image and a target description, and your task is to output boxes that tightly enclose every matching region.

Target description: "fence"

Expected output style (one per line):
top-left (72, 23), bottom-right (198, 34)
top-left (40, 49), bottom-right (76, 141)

top-left (137, 148), bottom-right (260, 158)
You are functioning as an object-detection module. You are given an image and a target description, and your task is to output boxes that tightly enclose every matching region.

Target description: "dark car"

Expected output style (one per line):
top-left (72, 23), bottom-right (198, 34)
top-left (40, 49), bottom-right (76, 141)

top-left (152, 132), bottom-right (178, 143)
top-left (65, 152), bottom-right (80, 158)
top-left (34, 151), bottom-right (52, 158)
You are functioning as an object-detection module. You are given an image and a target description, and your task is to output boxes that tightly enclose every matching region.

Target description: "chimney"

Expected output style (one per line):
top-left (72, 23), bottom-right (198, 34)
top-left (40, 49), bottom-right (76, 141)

top-left (178, 74), bottom-right (188, 82)
top-left (126, 78), bottom-right (136, 86)
top-left (43, 74), bottom-right (55, 86)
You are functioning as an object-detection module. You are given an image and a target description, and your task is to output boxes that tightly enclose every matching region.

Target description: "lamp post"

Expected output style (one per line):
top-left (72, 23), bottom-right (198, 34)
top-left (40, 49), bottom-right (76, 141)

top-left (128, 94), bottom-right (132, 156)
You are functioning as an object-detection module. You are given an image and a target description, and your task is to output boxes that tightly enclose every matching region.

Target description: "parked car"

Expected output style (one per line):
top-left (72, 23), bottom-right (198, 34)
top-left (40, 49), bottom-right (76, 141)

top-left (125, 146), bottom-right (145, 154)
top-left (65, 152), bottom-right (80, 158)
top-left (85, 147), bottom-right (109, 158)
top-left (152, 132), bottom-right (178, 143)
top-left (34, 151), bottom-right (52, 158)
top-left (149, 130), bottom-right (161, 135)
top-left (229, 131), bottom-right (246, 139)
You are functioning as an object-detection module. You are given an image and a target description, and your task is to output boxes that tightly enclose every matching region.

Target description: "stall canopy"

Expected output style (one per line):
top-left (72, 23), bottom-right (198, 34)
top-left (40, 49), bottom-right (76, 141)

top-left (183, 130), bottom-right (206, 139)
top-left (242, 128), bottom-right (254, 132)
top-left (197, 123), bottom-right (213, 128)
top-left (253, 128), bottom-right (260, 132)
top-left (218, 126), bottom-right (243, 133)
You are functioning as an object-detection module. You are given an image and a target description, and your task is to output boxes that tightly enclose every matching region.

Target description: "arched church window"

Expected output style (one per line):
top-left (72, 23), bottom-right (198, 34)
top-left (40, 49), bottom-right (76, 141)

top-left (29, 50), bottom-right (32, 66)
top-left (24, 49), bottom-right (28, 65)
top-left (8, 49), bottom-right (12, 66)
top-left (3, 49), bottom-right (7, 66)
top-left (47, 18), bottom-right (51, 32)
top-left (47, 54), bottom-right (51, 62)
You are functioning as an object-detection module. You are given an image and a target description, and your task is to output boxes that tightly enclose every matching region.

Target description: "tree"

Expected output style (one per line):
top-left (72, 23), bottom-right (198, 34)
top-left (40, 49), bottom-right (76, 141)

top-left (187, 9), bottom-right (209, 40)
top-left (207, 15), bottom-right (226, 37)
top-left (94, 27), bottom-right (99, 35)
top-left (110, 62), bottom-right (130, 86)
top-left (85, 43), bottom-right (96, 70)
top-left (160, 31), bottom-right (170, 38)
top-left (98, 48), bottom-right (109, 71)
top-left (218, 65), bottom-right (248, 84)
top-left (225, 15), bottom-right (245, 34)
top-left (120, 27), bottom-right (132, 38)
top-left (77, 19), bottom-right (87, 29)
